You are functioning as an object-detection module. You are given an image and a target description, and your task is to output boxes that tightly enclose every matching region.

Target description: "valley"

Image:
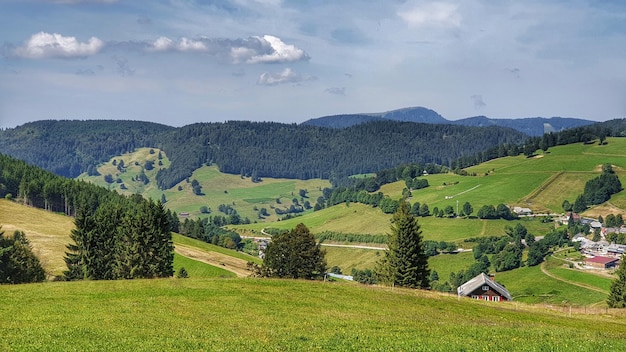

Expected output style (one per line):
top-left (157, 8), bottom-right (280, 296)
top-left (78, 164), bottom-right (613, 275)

top-left (2, 125), bottom-right (626, 350)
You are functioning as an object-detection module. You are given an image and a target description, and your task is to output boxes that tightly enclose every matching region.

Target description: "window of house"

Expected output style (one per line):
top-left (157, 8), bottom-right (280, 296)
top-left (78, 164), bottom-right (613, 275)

top-left (492, 296), bottom-right (500, 302)
top-left (482, 296), bottom-right (489, 300)
top-left (482, 285), bottom-right (489, 291)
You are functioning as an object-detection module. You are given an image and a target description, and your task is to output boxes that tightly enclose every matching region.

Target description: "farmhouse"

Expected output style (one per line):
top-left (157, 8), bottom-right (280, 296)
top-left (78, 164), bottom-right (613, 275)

top-left (457, 273), bottom-right (512, 302)
top-left (585, 256), bottom-right (619, 269)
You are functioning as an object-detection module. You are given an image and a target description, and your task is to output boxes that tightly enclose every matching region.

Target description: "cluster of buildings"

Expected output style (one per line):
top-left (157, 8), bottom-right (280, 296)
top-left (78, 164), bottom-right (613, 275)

top-left (569, 215), bottom-right (625, 270)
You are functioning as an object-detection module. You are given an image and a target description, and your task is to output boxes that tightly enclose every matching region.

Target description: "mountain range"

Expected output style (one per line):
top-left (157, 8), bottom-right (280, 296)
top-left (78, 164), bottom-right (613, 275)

top-left (302, 107), bottom-right (596, 136)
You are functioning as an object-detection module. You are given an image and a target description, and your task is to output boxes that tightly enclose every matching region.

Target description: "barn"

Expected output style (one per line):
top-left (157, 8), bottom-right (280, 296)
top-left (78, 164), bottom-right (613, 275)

top-left (585, 256), bottom-right (619, 269)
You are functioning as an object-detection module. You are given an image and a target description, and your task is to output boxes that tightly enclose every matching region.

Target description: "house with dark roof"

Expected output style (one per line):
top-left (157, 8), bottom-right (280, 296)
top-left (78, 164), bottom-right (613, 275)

top-left (457, 273), bottom-right (512, 302)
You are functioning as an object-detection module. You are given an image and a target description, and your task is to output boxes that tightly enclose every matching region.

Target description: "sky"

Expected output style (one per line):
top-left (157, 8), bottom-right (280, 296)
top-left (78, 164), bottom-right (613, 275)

top-left (1, 0), bottom-right (626, 129)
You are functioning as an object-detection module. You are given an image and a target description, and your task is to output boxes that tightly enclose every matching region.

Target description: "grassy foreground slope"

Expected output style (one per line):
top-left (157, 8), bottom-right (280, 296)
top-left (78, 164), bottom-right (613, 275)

top-left (1, 278), bottom-right (625, 351)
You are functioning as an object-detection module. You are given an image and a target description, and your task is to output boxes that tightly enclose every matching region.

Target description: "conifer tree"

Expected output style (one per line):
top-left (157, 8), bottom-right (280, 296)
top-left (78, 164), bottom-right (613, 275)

top-left (608, 261), bottom-right (626, 308)
top-left (376, 201), bottom-right (430, 288)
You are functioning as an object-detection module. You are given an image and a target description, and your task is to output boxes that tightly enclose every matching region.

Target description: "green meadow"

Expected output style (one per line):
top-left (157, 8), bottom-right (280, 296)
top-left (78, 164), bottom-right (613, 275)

top-left (1, 277), bottom-right (625, 351)
top-left (78, 149), bottom-right (331, 222)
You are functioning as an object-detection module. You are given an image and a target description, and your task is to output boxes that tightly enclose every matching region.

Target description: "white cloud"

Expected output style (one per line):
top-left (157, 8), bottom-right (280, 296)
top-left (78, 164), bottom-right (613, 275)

top-left (148, 35), bottom-right (307, 64)
top-left (257, 68), bottom-right (315, 86)
top-left (12, 32), bottom-right (104, 59)
top-left (235, 35), bottom-right (309, 64)
top-left (148, 36), bottom-right (207, 52)
top-left (178, 37), bottom-right (208, 52)
top-left (150, 36), bottom-right (174, 51)
top-left (398, 2), bottom-right (461, 28)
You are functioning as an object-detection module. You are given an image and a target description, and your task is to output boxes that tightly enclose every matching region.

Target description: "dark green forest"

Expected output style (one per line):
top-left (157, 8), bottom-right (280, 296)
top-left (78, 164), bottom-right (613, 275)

top-left (0, 120), bottom-right (172, 178)
top-left (0, 120), bottom-right (528, 189)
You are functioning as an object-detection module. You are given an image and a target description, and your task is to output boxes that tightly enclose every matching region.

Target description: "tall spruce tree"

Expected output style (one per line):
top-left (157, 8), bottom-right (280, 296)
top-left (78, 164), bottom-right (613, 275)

top-left (376, 201), bottom-right (430, 288)
top-left (607, 261), bottom-right (626, 308)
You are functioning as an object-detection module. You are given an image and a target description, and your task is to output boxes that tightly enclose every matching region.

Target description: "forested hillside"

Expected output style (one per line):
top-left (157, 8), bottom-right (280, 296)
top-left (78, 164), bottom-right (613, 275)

top-left (0, 120), bottom-right (173, 178)
top-left (0, 119), bottom-right (528, 189)
top-left (152, 121), bottom-right (528, 189)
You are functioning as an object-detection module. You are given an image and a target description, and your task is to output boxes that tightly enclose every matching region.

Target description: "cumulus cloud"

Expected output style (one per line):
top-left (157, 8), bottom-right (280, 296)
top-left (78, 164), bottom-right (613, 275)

top-left (231, 35), bottom-right (309, 64)
top-left (147, 34), bottom-right (308, 64)
top-left (12, 32), bottom-right (104, 59)
top-left (324, 87), bottom-right (346, 96)
top-left (257, 68), bottom-right (315, 86)
top-left (398, 2), bottom-right (461, 28)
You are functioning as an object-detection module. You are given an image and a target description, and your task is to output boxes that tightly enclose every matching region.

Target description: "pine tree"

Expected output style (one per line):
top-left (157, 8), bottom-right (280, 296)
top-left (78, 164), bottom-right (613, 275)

top-left (376, 201), bottom-right (430, 288)
top-left (607, 261), bottom-right (626, 308)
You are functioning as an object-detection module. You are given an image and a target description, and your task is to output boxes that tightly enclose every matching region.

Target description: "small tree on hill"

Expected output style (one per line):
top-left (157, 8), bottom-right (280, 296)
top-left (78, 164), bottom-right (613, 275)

top-left (375, 202), bottom-right (430, 288)
top-left (608, 261), bottom-right (626, 308)
top-left (257, 223), bottom-right (326, 279)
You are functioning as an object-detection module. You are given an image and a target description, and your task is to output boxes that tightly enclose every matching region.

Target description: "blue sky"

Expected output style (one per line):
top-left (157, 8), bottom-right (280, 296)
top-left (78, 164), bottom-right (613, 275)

top-left (1, 0), bottom-right (625, 128)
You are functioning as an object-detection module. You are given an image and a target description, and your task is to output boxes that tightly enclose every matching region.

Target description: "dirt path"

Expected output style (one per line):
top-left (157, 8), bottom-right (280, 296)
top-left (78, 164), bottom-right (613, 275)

top-left (539, 260), bottom-right (608, 295)
top-left (174, 244), bottom-right (252, 277)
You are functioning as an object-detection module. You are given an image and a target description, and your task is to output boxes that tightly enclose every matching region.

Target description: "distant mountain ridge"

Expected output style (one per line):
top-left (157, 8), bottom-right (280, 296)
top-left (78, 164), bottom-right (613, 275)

top-left (302, 107), bottom-right (595, 136)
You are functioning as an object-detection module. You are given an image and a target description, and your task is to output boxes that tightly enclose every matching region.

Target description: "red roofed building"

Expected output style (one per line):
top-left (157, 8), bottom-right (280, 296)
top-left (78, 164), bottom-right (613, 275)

top-left (585, 256), bottom-right (619, 269)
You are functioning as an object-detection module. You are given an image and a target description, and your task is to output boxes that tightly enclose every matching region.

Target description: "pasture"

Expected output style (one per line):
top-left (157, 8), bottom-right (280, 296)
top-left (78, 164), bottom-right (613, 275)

top-left (78, 149), bottom-right (332, 222)
top-left (1, 277), bottom-right (625, 351)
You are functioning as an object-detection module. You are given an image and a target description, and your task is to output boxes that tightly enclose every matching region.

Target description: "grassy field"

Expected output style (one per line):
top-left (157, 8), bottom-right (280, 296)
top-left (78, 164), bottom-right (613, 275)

top-left (173, 253), bottom-right (236, 279)
top-left (0, 199), bottom-right (73, 277)
top-left (78, 150), bottom-right (332, 222)
top-left (1, 277), bottom-right (625, 351)
top-left (324, 246), bottom-right (384, 274)
top-left (428, 251), bottom-right (477, 283)
top-left (494, 263), bottom-right (608, 306)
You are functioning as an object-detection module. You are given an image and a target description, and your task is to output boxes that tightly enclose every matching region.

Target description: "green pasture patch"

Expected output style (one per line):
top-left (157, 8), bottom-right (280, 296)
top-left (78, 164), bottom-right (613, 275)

top-left (233, 203), bottom-right (392, 235)
top-left (324, 246), bottom-right (383, 274)
top-left (495, 264), bottom-right (607, 306)
top-left (173, 253), bottom-right (236, 278)
top-left (549, 267), bottom-right (612, 293)
top-left (243, 197), bottom-right (276, 204)
top-left (1, 278), bottom-right (625, 351)
top-left (428, 251), bottom-right (476, 283)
